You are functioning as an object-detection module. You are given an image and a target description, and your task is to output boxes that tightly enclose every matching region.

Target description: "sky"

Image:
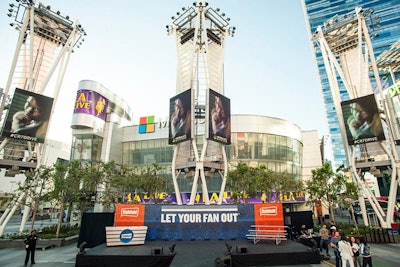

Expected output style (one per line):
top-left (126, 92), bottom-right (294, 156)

top-left (0, 0), bottom-right (328, 144)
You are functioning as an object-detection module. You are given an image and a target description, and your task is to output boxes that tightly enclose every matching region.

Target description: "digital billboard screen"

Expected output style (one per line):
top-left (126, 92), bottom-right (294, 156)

top-left (208, 89), bottom-right (231, 145)
top-left (341, 94), bottom-right (385, 145)
top-left (1, 88), bottom-right (54, 143)
top-left (74, 89), bottom-right (108, 120)
top-left (169, 89), bottom-right (192, 144)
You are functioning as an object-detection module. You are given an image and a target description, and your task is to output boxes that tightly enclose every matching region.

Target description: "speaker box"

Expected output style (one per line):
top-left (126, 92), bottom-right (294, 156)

top-left (151, 247), bottom-right (163, 255)
top-left (236, 245), bottom-right (247, 253)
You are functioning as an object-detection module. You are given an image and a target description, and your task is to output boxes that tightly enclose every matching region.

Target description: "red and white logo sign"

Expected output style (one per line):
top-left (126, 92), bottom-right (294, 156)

top-left (121, 208), bottom-right (139, 217)
top-left (260, 206), bottom-right (277, 216)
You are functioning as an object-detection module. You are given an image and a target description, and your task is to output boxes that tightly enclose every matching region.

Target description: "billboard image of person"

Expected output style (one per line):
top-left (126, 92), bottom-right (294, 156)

top-left (74, 89), bottom-right (108, 121)
top-left (208, 89), bottom-right (231, 144)
top-left (169, 89), bottom-right (191, 144)
top-left (341, 94), bottom-right (385, 145)
top-left (1, 88), bottom-right (54, 143)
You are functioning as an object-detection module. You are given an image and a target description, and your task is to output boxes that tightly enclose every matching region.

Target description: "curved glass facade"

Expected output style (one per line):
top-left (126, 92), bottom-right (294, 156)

top-left (122, 115), bottom-right (303, 192)
top-left (227, 133), bottom-right (302, 178)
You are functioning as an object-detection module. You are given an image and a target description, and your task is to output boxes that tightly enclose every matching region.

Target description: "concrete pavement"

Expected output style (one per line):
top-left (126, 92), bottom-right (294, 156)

top-left (1, 214), bottom-right (399, 267)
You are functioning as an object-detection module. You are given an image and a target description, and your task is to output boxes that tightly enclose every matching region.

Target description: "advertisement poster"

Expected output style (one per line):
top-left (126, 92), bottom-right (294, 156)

top-left (1, 88), bottom-right (54, 143)
top-left (208, 89), bottom-right (231, 144)
top-left (74, 89), bottom-right (108, 121)
top-left (341, 94), bottom-right (385, 145)
top-left (168, 89), bottom-right (192, 144)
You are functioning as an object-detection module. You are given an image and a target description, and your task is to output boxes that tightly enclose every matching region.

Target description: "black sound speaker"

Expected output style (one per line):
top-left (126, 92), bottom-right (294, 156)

top-left (151, 247), bottom-right (163, 255)
top-left (236, 245), bottom-right (247, 253)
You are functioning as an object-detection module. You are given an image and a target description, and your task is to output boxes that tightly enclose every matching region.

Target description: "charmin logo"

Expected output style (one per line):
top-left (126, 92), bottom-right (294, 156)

top-left (119, 229), bottom-right (134, 243)
top-left (138, 116), bottom-right (155, 134)
top-left (121, 208), bottom-right (139, 217)
top-left (260, 206), bottom-right (277, 216)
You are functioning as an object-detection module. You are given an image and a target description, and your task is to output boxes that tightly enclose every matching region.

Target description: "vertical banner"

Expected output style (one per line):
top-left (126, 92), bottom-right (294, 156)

top-left (1, 88), bottom-right (54, 143)
top-left (168, 89), bottom-right (192, 144)
top-left (207, 89), bottom-right (231, 144)
top-left (341, 94), bottom-right (385, 145)
top-left (74, 89), bottom-right (108, 120)
top-left (253, 203), bottom-right (284, 226)
top-left (114, 204), bottom-right (145, 226)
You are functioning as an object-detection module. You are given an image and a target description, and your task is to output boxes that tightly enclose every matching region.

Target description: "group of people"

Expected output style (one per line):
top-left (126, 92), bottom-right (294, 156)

top-left (319, 221), bottom-right (372, 267)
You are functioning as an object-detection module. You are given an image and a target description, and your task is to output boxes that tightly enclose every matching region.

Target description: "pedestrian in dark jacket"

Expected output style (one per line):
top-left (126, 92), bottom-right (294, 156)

top-left (24, 230), bottom-right (38, 266)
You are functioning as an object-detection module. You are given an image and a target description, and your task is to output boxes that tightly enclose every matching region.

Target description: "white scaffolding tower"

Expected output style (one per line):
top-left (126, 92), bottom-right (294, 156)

top-left (313, 7), bottom-right (399, 228)
top-left (166, 2), bottom-right (235, 205)
top-left (0, 0), bottom-right (85, 236)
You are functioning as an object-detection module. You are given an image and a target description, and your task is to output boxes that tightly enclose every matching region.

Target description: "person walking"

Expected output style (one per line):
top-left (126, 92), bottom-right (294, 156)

top-left (24, 230), bottom-right (38, 266)
top-left (359, 236), bottom-right (372, 267)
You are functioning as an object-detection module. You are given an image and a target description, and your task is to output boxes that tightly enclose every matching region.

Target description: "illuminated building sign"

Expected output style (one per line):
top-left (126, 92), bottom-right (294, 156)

top-left (74, 89), bottom-right (108, 120)
top-left (139, 116), bottom-right (155, 134)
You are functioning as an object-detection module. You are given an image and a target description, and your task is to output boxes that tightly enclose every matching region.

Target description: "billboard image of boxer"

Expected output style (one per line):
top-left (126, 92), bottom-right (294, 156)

top-left (1, 88), bottom-right (54, 143)
top-left (341, 94), bottom-right (385, 145)
top-left (208, 89), bottom-right (231, 145)
top-left (169, 89), bottom-right (192, 144)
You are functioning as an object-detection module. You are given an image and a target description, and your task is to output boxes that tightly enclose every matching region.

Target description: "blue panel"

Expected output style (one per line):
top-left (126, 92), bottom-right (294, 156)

top-left (143, 205), bottom-right (255, 241)
top-left (138, 124), bottom-right (146, 134)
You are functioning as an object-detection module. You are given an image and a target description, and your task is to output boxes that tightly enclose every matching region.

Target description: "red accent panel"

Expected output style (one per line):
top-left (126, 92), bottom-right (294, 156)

top-left (254, 203), bottom-right (284, 227)
top-left (114, 204), bottom-right (145, 226)
top-left (139, 117), bottom-right (147, 124)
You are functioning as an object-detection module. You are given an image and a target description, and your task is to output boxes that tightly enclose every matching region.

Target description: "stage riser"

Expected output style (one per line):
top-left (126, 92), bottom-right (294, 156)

top-left (230, 251), bottom-right (320, 266)
top-left (75, 254), bottom-right (175, 267)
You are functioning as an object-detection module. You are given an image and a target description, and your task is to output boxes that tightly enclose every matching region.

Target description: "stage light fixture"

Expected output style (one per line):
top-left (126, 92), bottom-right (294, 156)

top-left (9, 3), bottom-right (14, 8)
top-left (169, 243), bottom-right (176, 254)
top-left (225, 242), bottom-right (232, 254)
top-left (78, 241), bottom-right (87, 254)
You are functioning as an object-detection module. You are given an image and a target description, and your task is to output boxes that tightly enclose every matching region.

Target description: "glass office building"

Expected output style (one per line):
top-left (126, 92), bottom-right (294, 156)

top-left (122, 115), bottom-right (303, 193)
top-left (302, 0), bottom-right (400, 168)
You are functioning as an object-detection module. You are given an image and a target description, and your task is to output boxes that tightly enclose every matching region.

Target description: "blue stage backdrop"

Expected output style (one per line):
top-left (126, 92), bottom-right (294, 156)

top-left (112, 204), bottom-right (284, 241)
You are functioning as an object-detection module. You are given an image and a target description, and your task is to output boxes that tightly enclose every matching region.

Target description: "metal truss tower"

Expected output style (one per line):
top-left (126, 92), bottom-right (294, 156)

top-left (0, 0), bottom-right (85, 236)
top-left (166, 2), bottom-right (235, 205)
top-left (313, 7), bottom-right (399, 228)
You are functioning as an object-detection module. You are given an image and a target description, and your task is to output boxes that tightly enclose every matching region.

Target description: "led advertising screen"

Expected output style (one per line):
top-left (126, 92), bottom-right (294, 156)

top-left (169, 89), bottom-right (192, 144)
top-left (208, 89), bottom-right (231, 144)
top-left (341, 94), bottom-right (385, 145)
top-left (74, 89), bottom-right (108, 121)
top-left (1, 88), bottom-right (54, 143)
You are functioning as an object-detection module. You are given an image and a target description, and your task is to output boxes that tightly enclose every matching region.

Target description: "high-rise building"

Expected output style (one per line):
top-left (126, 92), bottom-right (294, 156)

top-left (302, 0), bottom-right (400, 169)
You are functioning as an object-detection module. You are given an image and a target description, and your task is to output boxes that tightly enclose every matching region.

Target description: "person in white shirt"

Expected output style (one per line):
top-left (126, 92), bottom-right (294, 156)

top-left (338, 235), bottom-right (354, 267)
top-left (350, 236), bottom-right (361, 267)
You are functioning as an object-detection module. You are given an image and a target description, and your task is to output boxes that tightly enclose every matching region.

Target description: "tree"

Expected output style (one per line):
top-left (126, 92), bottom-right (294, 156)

top-left (226, 162), bottom-right (253, 203)
top-left (49, 160), bottom-right (82, 237)
top-left (305, 162), bottom-right (348, 221)
top-left (97, 162), bottom-right (138, 209)
top-left (139, 164), bottom-right (167, 204)
top-left (17, 166), bottom-right (53, 231)
top-left (227, 162), bottom-right (303, 203)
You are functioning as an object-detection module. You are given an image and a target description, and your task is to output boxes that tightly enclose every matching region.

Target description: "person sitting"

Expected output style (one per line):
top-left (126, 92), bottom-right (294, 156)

top-left (300, 224), bottom-right (308, 236)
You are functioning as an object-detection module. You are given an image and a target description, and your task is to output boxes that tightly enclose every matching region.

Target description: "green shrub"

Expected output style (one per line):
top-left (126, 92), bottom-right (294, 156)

top-left (1, 224), bottom-right (80, 239)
